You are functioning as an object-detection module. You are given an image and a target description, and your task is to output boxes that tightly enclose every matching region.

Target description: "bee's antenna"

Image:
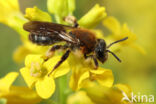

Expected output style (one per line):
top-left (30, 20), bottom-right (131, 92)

top-left (106, 50), bottom-right (121, 62)
top-left (107, 37), bottom-right (128, 48)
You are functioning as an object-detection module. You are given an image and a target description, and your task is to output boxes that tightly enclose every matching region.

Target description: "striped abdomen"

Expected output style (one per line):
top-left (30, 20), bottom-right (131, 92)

top-left (29, 34), bottom-right (62, 45)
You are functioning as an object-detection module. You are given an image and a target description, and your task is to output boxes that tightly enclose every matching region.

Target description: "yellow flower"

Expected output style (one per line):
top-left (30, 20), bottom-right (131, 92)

top-left (68, 52), bottom-right (114, 91)
top-left (84, 82), bottom-right (130, 104)
top-left (0, 72), bottom-right (18, 93)
top-left (0, 0), bottom-right (19, 23)
top-left (68, 81), bottom-right (132, 104)
top-left (25, 6), bottom-right (52, 22)
top-left (2, 86), bottom-right (42, 104)
top-left (103, 16), bottom-right (146, 54)
top-left (69, 67), bottom-right (114, 91)
top-left (0, 0), bottom-right (28, 39)
top-left (0, 72), bottom-right (42, 104)
top-left (79, 4), bottom-right (107, 28)
top-left (20, 54), bottom-right (70, 99)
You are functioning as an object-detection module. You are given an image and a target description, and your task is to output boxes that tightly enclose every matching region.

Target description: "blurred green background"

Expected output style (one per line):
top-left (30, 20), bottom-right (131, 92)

top-left (0, 0), bottom-right (156, 103)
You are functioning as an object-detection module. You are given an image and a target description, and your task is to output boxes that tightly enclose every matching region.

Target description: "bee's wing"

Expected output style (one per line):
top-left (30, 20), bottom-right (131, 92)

top-left (23, 21), bottom-right (74, 33)
top-left (23, 21), bottom-right (79, 43)
top-left (50, 30), bottom-right (79, 44)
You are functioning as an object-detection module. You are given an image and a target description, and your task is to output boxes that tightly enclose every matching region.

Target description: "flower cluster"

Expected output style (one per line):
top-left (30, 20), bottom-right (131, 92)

top-left (0, 72), bottom-right (41, 104)
top-left (0, 0), bottom-right (144, 103)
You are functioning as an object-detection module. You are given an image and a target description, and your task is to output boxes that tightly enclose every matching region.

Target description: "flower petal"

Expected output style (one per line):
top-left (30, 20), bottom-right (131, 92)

top-left (69, 68), bottom-right (89, 91)
top-left (20, 67), bottom-right (38, 88)
top-left (3, 86), bottom-right (42, 104)
top-left (77, 71), bottom-right (90, 89)
top-left (0, 72), bottom-right (19, 92)
top-left (13, 45), bottom-right (31, 63)
top-left (90, 67), bottom-right (114, 87)
top-left (44, 55), bottom-right (70, 78)
top-left (25, 54), bottom-right (44, 68)
top-left (35, 76), bottom-right (55, 99)
top-left (84, 83), bottom-right (123, 104)
top-left (130, 43), bottom-right (146, 55)
top-left (120, 23), bottom-right (137, 43)
top-left (23, 40), bottom-right (50, 54)
top-left (91, 29), bottom-right (105, 39)
top-left (103, 16), bottom-right (121, 34)
top-left (0, 0), bottom-right (20, 23)
top-left (114, 84), bottom-right (132, 98)
top-left (67, 91), bottom-right (94, 104)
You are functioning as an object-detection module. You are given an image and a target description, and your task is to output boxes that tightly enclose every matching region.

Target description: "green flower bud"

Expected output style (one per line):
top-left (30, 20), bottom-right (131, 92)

top-left (78, 4), bottom-right (107, 29)
top-left (47, 0), bottom-right (68, 17)
top-left (47, 0), bottom-right (75, 23)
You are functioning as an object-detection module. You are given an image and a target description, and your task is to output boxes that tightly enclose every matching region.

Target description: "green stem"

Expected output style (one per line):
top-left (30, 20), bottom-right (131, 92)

top-left (58, 75), bottom-right (68, 104)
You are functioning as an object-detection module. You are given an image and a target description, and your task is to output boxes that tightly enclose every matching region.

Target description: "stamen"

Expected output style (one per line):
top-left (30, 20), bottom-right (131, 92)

top-left (30, 62), bottom-right (42, 77)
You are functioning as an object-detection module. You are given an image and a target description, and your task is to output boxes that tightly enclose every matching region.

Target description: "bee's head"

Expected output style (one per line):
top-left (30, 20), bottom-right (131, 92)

top-left (95, 37), bottom-right (128, 63)
top-left (95, 39), bottom-right (108, 63)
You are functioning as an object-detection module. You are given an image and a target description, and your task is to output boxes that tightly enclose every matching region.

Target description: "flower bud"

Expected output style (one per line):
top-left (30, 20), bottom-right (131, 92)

top-left (25, 6), bottom-right (52, 22)
top-left (47, 0), bottom-right (75, 23)
top-left (78, 4), bottom-right (107, 29)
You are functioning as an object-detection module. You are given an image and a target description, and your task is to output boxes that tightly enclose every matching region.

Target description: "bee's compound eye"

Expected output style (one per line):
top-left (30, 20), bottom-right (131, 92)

top-left (95, 39), bottom-right (106, 52)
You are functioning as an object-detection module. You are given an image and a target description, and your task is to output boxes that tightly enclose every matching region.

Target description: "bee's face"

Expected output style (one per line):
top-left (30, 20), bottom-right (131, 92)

top-left (95, 39), bottom-right (108, 63)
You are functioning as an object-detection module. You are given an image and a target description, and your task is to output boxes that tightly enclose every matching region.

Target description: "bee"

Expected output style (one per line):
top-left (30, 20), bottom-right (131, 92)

top-left (23, 18), bottom-right (128, 76)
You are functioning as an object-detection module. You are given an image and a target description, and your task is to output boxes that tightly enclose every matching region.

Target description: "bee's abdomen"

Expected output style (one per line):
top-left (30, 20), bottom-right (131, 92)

top-left (29, 34), bottom-right (61, 45)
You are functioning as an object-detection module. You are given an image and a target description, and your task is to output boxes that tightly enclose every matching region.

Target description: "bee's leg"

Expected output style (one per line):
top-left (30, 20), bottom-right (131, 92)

top-left (48, 50), bottom-right (71, 76)
top-left (84, 54), bottom-right (98, 80)
top-left (93, 57), bottom-right (99, 69)
top-left (84, 54), bottom-right (99, 69)
top-left (43, 44), bottom-right (68, 61)
top-left (64, 16), bottom-right (79, 28)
